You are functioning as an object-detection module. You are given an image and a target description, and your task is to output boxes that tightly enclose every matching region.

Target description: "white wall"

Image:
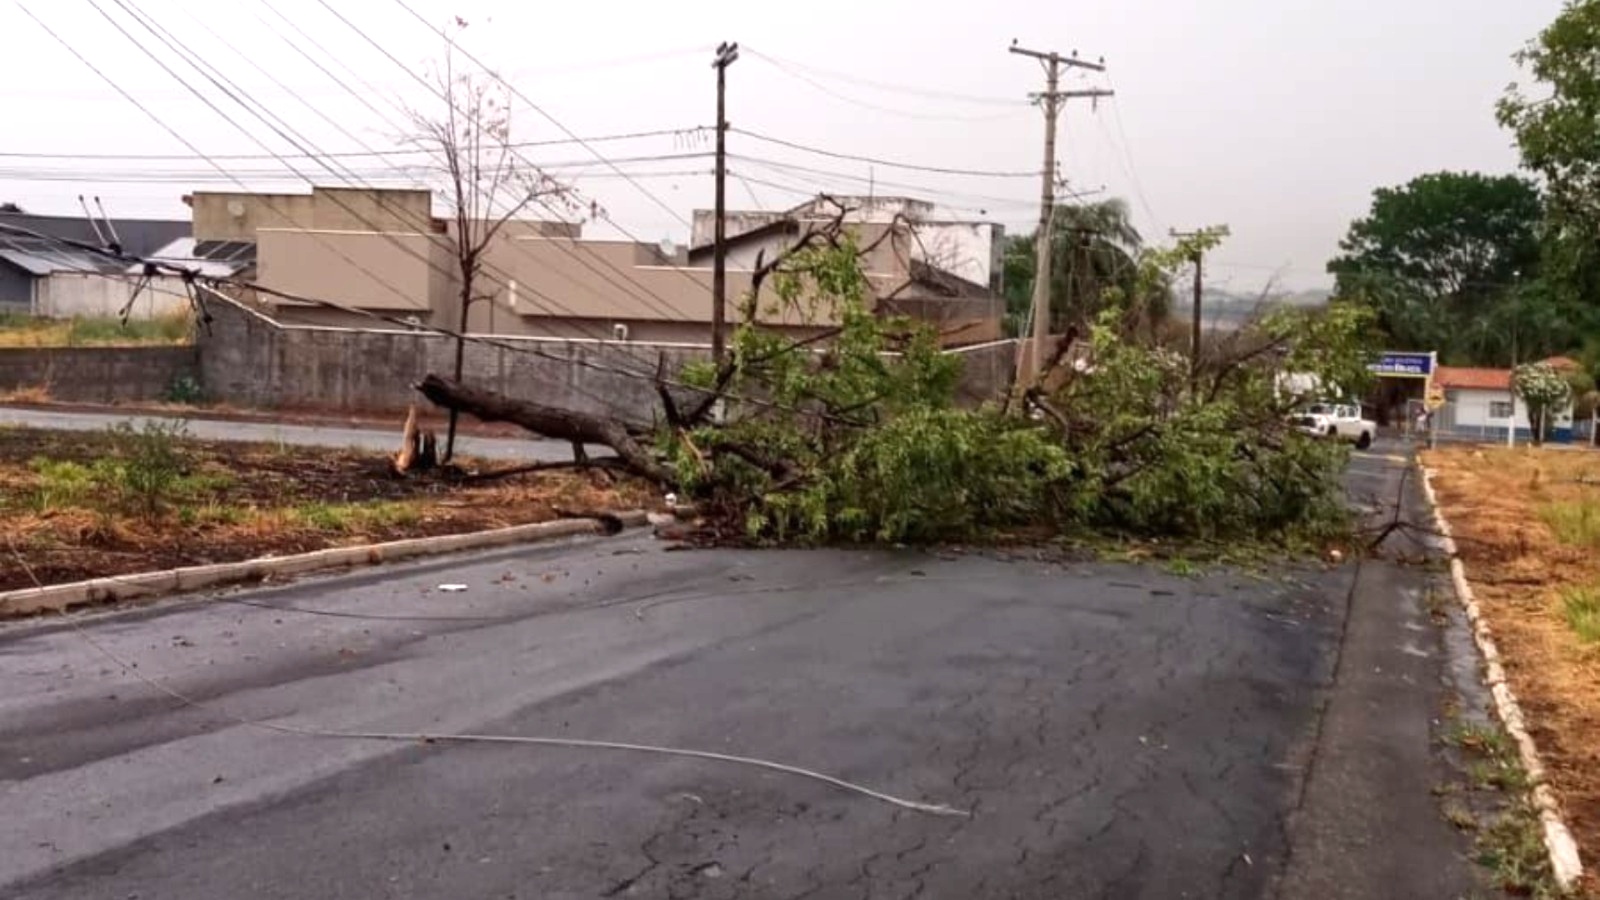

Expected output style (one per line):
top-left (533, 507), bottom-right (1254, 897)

top-left (33, 273), bottom-right (192, 319)
top-left (1449, 387), bottom-right (1573, 431)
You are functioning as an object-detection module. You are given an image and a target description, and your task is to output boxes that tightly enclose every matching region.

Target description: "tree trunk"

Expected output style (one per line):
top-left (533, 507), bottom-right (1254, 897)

top-left (414, 375), bottom-right (669, 484)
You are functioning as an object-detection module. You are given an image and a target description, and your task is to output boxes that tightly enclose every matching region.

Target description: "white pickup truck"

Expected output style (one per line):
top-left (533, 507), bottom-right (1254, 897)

top-left (1293, 403), bottom-right (1377, 450)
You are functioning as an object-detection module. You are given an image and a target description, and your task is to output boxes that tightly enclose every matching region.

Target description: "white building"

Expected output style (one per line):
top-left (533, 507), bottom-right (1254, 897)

top-left (1436, 361), bottom-right (1576, 442)
top-left (690, 196), bottom-right (1005, 294)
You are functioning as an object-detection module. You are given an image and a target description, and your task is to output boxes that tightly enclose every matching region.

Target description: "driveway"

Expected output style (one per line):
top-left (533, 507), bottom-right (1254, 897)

top-left (0, 406), bottom-right (566, 461)
top-left (0, 449), bottom-right (1485, 899)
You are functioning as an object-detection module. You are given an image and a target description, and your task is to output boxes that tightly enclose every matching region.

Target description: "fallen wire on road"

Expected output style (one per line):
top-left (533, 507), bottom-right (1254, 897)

top-left (7, 538), bottom-right (968, 819)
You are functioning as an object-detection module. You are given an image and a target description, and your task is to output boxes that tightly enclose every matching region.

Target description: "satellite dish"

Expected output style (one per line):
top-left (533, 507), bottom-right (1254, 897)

top-left (227, 200), bottom-right (246, 218)
top-left (658, 237), bottom-right (676, 258)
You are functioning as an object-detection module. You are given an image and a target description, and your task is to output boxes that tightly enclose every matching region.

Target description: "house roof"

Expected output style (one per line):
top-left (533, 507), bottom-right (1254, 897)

top-left (1543, 355), bottom-right (1583, 372)
top-left (139, 237), bottom-right (256, 277)
top-left (0, 212), bottom-right (190, 278)
top-left (0, 212), bottom-right (188, 257)
top-left (0, 234), bottom-right (124, 276)
top-left (1436, 366), bottom-right (1512, 391)
top-left (686, 218), bottom-right (800, 258)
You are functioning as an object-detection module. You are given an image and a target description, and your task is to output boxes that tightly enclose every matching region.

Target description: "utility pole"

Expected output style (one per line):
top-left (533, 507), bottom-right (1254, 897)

top-left (711, 42), bottom-right (739, 364)
top-left (1009, 42), bottom-right (1111, 384)
top-left (1169, 225), bottom-right (1230, 394)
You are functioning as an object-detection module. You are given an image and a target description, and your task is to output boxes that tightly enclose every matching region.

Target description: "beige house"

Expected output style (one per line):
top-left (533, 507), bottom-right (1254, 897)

top-left (198, 186), bottom-right (1002, 345)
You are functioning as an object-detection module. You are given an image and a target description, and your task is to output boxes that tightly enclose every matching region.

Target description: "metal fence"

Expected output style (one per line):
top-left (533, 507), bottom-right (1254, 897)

top-left (1417, 399), bottom-right (1591, 446)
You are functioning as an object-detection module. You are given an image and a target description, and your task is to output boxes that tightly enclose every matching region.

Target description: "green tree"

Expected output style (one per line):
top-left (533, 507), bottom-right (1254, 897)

top-left (1003, 198), bottom-right (1162, 337)
top-left (1514, 362), bottom-right (1574, 445)
top-left (1499, 0), bottom-right (1600, 322)
top-left (1327, 171), bottom-right (1544, 365)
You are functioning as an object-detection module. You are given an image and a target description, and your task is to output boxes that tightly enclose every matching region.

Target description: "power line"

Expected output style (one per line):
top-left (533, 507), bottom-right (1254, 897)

top-left (1098, 74), bottom-right (1163, 234)
top-left (730, 128), bottom-right (1037, 178)
top-left (181, 0), bottom-right (705, 358)
top-left (0, 128), bottom-right (713, 161)
top-left (0, 169), bottom-right (712, 185)
top-left (729, 155), bottom-right (1038, 211)
top-left (51, 0), bottom-right (661, 401)
top-left (232, 0), bottom-right (697, 342)
top-left (741, 47), bottom-right (1028, 107)
top-left (747, 50), bottom-right (1032, 123)
top-left (0, 220), bottom-right (853, 423)
top-left (379, 0), bottom-right (696, 231)
top-left (302, 0), bottom-right (717, 321)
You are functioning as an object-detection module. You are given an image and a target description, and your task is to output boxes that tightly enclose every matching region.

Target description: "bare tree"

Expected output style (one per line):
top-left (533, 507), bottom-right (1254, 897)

top-left (407, 32), bottom-right (577, 462)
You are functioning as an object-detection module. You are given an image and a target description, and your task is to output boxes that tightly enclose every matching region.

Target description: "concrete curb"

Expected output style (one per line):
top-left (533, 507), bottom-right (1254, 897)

top-left (1418, 465), bottom-right (1583, 889)
top-left (0, 511), bottom-right (649, 618)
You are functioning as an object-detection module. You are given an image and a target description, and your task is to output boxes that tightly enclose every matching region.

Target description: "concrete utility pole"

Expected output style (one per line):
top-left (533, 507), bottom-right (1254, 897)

top-left (1169, 225), bottom-right (1230, 394)
top-left (1009, 41), bottom-right (1111, 384)
top-left (711, 42), bottom-right (739, 364)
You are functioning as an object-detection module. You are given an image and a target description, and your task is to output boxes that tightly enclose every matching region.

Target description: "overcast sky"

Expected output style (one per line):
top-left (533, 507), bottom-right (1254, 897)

top-left (0, 0), bottom-right (1564, 291)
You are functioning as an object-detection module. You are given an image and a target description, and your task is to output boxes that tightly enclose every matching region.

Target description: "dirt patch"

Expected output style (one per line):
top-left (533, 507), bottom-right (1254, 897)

top-left (1425, 445), bottom-right (1600, 890)
top-left (0, 426), bottom-right (655, 594)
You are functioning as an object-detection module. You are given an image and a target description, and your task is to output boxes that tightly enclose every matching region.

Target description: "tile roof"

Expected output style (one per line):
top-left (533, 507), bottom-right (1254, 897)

top-left (1435, 366), bottom-right (1511, 391)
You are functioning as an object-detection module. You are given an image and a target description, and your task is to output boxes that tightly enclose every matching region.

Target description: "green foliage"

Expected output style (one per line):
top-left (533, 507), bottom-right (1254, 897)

top-left (164, 374), bottom-right (207, 406)
top-left (1003, 198), bottom-right (1159, 337)
top-left (1501, 2), bottom-right (1600, 340)
top-left (1540, 500), bottom-right (1600, 547)
top-left (1327, 172), bottom-right (1545, 365)
top-left (28, 458), bottom-right (96, 511)
top-left (29, 421), bottom-right (205, 519)
top-left (1561, 584), bottom-right (1600, 643)
top-left (289, 501), bottom-right (419, 533)
top-left (0, 312), bottom-right (194, 348)
top-left (1514, 362), bottom-right (1574, 443)
top-left (1037, 298), bottom-right (1372, 541)
top-left (99, 420), bottom-right (192, 517)
top-left (668, 232), bottom-right (1365, 549)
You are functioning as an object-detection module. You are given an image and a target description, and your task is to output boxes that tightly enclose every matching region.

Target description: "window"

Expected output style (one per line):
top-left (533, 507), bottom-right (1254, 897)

top-left (1490, 400), bottom-right (1515, 419)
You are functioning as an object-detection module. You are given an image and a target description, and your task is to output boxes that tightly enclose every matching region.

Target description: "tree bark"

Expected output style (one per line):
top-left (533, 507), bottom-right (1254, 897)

top-left (414, 375), bottom-right (669, 484)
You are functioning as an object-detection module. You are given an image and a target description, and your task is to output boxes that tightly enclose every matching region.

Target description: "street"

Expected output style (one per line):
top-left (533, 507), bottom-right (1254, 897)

top-left (0, 448), bottom-right (1484, 899)
top-left (0, 406), bottom-right (566, 462)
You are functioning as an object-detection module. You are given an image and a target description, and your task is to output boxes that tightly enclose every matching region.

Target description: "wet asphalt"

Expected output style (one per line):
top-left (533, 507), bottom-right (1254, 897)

top-left (0, 446), bottom-right (1486, 899)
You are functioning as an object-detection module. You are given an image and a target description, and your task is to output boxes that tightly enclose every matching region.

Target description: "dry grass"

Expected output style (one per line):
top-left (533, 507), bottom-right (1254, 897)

top-left (0, 385), bottom-right (52, 404)
top-left (0, 425), bottom-right (655, 594)
top-left (0, 312), bottom-right (193, 348)
top-left (1424, 444), bottom-right (1600, 891)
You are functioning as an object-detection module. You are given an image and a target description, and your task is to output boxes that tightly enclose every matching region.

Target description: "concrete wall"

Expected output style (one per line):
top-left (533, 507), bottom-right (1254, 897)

top-left (190, 188), bottom-right (435, 242)
top-left (198, 290), bottom-right (713, 419)
top-left (258, 229), bottom-right (448, 315)
top-left (33, 273), bottom-right (191, 320)
top-left (198, 291), bottom-right (1016, 419)
top-left (0, 346), bottom-right (197, 403)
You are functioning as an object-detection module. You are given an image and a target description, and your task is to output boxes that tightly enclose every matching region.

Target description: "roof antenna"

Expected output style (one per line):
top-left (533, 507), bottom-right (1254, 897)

top-left (93, 196), bottom-right (123, 255)
top-left (78, 194), bottom-right (110, 248)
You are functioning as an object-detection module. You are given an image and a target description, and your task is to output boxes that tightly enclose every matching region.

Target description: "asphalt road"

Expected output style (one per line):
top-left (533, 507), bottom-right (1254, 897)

top-left (0, 406), bottom-right (565, 461)
top-left (0, 447), bottom-right (1484, 899)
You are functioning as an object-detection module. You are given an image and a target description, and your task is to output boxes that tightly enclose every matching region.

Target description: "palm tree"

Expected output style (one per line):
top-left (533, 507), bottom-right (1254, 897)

top-left (1002, 198), bottom-right (1155, 336)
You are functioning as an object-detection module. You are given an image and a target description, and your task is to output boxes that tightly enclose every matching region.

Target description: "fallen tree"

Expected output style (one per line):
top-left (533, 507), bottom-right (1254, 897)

top-left (412, 205), bottom-right (1374, 548)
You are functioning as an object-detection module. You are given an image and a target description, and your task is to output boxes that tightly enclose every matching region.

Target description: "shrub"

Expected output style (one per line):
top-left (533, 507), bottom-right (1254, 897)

top-left (98, 420), bottom-right (194, 518)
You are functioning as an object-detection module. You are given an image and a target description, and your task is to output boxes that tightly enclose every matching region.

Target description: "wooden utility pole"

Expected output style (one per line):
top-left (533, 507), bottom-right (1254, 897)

top-left (711, 42), bottom-right (739, 363)
top-left (1169, 225), bottom-right (1229, 393)
top-left (1009, 42), bottom-right (1111, 384)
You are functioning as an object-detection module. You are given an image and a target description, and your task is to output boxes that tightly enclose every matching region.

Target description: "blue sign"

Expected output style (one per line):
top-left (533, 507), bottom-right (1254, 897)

top-left (1369, 351), bottom-right (1435, 378)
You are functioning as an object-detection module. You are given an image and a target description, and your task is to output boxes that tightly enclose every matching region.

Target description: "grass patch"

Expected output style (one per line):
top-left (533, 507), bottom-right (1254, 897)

top-left (1477, 800), bottom-right (1563, 899)
top-left (0, 312), bottom-right (193, 348)
top-left (1538, 500), bottom-right (1600, 548)
top-left (1446, 719), bottom-right (1565, 898)
top-left (27, 421), bottom-right (221, 520)
top-left (1560, 585), bottom-right (1600, 644)
top-left (286, 501), bottom-right (420, 534)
